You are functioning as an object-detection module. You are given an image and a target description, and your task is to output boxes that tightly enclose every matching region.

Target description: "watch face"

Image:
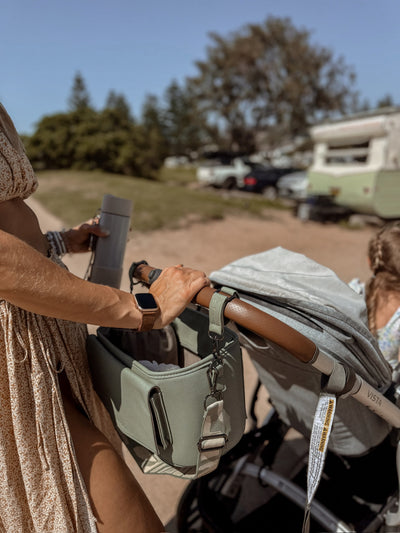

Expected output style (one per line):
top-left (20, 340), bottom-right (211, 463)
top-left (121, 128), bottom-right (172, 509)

top-left (135, 293), bottom-right (158, 311)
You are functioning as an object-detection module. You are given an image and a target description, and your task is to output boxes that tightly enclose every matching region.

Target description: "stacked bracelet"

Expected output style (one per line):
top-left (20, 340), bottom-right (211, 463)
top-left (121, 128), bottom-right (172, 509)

top-left (46, 231), bottom-right (68, 256)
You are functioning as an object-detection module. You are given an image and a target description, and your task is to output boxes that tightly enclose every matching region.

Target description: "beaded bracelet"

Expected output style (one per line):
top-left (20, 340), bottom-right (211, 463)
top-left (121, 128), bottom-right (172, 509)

top-left (45, 231), bottom-right (68, 257)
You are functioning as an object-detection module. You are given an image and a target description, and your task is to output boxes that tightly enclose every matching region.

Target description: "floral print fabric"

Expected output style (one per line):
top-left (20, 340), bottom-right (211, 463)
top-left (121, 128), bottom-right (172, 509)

top-left (349, 278), bottom-right (400, 368)
top-left (0, 250), bottom-right (121, 531)
top-left (0, 297), bottom-right (102, 531)
top-left (0, 104), bottom-right (110, 531)
top-left (377, 308), bottom-right (400, 368)
top-left (0, 104), bottom-right (38, 202)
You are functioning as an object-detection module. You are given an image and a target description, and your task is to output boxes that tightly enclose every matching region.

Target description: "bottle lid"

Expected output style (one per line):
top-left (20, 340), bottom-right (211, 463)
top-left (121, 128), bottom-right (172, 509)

top-left (101, 194), bottom-right (133, 217)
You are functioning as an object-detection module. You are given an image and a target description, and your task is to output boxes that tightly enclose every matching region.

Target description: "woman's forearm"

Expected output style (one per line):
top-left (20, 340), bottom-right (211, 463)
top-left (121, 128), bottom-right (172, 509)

top-left (0, 230), bottom-right (142, 328)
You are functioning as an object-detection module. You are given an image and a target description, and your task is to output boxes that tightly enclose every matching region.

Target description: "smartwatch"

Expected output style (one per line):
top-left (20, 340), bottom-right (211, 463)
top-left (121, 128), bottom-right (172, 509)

top-left (134, 293), bottom-right (159, 332)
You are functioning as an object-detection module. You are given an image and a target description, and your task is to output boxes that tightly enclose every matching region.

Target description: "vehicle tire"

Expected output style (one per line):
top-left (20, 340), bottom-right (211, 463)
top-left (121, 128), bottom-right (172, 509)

top-left (296, 202), bottom-right (312, 221)
top-left (262, 186), bottom-right (277, 201)
top-left (222, 177), bottom-right (237, 190)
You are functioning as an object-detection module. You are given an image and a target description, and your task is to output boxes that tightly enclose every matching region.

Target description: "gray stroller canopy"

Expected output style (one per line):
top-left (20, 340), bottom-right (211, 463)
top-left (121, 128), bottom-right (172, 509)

top-left (210, 247), bottom-right (393, 456)
top-left (210, 246), bottom-right (391, 389)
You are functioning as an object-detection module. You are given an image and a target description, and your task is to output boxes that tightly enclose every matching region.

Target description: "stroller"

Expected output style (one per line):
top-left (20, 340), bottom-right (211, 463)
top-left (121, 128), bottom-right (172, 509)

top-left (170, 247), bottom-right (400, 533)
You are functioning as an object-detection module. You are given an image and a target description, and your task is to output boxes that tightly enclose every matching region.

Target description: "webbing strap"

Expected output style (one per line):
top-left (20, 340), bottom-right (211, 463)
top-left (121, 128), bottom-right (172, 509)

top-left (321, 360), bottom-right (356, 397)
top-left (196, 399), bottom-right (227, 477)
top-left (194, 289), bottom-right (237, 477)
top-left (208, 287), bottom-right (237, 337)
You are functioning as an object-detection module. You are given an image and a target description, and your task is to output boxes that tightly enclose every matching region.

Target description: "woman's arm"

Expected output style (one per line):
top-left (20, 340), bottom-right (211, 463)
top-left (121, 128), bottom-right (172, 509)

top-left (0, 230), bottom-right (209, 328)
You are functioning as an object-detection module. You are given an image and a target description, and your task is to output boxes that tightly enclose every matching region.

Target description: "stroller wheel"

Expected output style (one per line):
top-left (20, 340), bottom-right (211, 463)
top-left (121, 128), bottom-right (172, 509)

top-left (176, 480), bottom-right (203, 533)
top-left (177, 478), bottom-right (228, 533)
top-left (177, 410), bottom-right (292, 533)
top-left (177, 471), bottom-right (239, 533)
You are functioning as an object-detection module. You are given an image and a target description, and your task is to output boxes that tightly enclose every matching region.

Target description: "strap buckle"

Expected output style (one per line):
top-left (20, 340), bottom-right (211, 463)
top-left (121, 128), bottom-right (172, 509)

top-left (204, 389), bottom-right (226, 408)
top-left (198, 434), bottom-right (228, 452)
top-left (206, 361), bottom-right (226, 404)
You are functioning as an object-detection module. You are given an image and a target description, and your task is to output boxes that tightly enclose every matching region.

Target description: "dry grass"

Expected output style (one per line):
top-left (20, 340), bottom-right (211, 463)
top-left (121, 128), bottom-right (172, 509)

top-left (33, 169), bottom-right (286, 231)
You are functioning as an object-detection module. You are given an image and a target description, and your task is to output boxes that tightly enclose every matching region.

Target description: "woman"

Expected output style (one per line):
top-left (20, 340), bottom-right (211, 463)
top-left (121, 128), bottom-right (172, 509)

top-left (0, 103), bottom-right (209, 532)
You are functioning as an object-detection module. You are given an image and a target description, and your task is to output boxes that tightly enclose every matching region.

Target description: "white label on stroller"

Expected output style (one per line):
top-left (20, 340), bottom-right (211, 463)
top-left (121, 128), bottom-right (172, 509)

top-left (307, 393), bottom-right (336, 506)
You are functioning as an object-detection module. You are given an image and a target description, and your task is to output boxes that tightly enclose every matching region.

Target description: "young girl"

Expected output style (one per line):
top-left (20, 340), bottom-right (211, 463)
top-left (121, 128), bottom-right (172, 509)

top-left (365, 222), bottom-right (400, 368)
top-left (351, 222), bottom-right (400, 369)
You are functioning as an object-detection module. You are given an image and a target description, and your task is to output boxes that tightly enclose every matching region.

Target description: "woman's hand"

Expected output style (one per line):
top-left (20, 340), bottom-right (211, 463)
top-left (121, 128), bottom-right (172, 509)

top-left (149, 265), bottom-right (210, 328)
top-left (62, 218), bottom-right (110, 254)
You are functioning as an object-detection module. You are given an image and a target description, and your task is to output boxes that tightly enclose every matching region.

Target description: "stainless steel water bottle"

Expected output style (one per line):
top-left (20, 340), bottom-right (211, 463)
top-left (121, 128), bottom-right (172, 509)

top-left (89, 194), bottom-right (133, 288)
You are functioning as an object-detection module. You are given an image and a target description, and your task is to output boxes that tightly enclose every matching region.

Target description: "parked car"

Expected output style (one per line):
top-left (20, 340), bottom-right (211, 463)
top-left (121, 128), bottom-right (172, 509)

top-left (243, 166), bottom-right (300, 199)
top-left (277, 171), bottom-right (309, 200)
top-left (196, 157), bottom-right (251, 189)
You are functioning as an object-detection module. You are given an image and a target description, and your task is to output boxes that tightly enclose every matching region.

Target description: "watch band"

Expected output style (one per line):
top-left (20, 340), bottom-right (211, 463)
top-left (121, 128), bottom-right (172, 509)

top-left (139, 310), bottom-right (158, 332)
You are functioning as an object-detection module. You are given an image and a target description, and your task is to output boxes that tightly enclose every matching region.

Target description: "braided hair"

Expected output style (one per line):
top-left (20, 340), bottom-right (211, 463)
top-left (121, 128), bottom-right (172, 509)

top-left (366, 221), bottom-right (400, 334)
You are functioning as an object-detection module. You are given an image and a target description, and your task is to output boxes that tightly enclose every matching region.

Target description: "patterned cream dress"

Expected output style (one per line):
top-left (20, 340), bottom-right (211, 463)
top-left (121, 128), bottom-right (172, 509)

top-left (0, 105), bottom-right (115, 532)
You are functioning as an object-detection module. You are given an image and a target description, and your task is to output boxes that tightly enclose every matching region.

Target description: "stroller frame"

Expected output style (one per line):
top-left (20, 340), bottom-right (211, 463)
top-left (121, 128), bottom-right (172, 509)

top-left (131, 257), bottom-right (400, 533)
top-left (176, 384), bottom-right (400, 532)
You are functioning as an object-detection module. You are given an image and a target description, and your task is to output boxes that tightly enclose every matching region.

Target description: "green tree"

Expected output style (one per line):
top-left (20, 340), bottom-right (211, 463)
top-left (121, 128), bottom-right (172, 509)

top-left (104, 90), bottom-right (134, 125)
top-left (68, 72), bottom-right (92, 112)
top-left (117, 124), bottom-right (166, 178)
top-left (26, 111), bottom-right (89, 169)
top-left (377, 94), bottom-right (395, 108)
top-left (189, 16), bottom-right (357, 151)
top-left (163, 80), bottom-right (210, 157)
top-left (140, 94), bottom-right (169, 162)
top-left (25, 75), bottom-right (164, 177)
top-left (141, 94), bottom-right (164, 131)
top-left (26, 108), bottom-right (163, 178)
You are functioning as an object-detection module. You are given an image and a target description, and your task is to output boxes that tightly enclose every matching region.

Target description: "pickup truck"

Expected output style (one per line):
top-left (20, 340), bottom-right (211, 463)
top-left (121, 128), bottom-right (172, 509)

top-left (196, 158), bottom-right (251, 189)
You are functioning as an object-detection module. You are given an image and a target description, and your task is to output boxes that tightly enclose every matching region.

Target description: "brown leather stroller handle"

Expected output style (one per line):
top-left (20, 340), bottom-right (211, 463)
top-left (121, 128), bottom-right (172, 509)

top-left (132, 262), bottom-right (317, 364)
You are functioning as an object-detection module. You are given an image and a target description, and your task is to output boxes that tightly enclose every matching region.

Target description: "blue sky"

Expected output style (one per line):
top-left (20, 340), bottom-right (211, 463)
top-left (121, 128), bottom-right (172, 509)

top-left (1, 0), bottom-right (398, 134)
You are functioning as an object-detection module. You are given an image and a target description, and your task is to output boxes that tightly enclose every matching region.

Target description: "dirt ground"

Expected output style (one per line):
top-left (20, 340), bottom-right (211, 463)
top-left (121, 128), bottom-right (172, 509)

top-left (29, 196), bottom-right (379, 529)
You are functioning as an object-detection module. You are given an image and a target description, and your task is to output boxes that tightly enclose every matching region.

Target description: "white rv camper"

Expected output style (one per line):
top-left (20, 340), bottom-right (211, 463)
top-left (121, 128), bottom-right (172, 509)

top-left (302, 107), bottom-right (400, 220)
